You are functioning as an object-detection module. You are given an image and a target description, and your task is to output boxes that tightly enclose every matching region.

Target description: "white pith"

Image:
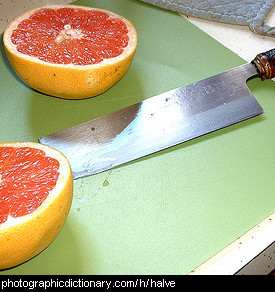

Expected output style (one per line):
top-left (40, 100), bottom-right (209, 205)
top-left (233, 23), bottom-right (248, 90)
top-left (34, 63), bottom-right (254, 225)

top-left (55, 24), bottom-right (84, 43)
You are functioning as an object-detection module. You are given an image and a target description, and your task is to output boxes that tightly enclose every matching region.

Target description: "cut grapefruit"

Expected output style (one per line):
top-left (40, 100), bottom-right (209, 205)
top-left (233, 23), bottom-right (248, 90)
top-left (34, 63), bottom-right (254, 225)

top-left (0, 142), bottom-right (73, 269)
top-left (3, 5), bottom-right (137, 99)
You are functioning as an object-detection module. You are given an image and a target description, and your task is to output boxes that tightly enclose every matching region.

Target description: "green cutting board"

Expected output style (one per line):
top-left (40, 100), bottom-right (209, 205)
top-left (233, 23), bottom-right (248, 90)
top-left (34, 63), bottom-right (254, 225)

top-left (1, 0), bottom-right (274, 275)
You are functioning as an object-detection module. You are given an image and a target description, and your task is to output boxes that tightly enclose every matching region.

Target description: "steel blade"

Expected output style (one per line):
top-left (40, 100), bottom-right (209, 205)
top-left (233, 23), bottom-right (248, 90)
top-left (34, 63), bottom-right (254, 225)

top-left (39, 63), bottom-right (263, 179)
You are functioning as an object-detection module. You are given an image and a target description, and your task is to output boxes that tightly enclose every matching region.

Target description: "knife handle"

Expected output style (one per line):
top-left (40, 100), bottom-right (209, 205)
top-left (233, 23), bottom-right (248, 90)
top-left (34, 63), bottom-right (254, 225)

top-left (252, 48), bottom-right (275, 80)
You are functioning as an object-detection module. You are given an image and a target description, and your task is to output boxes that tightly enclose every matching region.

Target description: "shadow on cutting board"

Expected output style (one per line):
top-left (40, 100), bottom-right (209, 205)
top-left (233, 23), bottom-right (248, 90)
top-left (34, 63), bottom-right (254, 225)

top-left (27, 65), bottom-right (144, 141)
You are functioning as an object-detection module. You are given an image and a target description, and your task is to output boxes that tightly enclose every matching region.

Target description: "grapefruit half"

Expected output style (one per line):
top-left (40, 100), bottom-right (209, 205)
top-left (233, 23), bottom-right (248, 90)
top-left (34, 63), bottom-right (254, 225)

top-left (0, 142), bottom-right (73, 269)
top-left (3, 5), bottom-right (137, 99)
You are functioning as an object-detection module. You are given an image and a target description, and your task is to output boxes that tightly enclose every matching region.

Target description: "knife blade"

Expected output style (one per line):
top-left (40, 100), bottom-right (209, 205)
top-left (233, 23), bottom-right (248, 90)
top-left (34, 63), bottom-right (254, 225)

top-left (39, 49), bottom-right (275, 179)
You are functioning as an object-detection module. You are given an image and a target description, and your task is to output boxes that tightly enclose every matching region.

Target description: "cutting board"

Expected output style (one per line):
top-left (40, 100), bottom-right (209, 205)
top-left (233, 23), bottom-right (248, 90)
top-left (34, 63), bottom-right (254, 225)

top-left (0, 0), bottom-right (274, 275)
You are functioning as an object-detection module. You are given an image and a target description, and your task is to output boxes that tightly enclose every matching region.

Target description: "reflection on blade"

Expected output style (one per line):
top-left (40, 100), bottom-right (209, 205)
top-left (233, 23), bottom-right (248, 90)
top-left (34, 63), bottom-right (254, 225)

top-left (39, 63), bottom-right (263, 179)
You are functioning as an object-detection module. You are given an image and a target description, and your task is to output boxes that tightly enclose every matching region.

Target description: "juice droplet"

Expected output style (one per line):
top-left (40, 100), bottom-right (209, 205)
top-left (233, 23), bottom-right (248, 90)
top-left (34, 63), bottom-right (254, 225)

top-left (103, 179), bottom-right (109, 186)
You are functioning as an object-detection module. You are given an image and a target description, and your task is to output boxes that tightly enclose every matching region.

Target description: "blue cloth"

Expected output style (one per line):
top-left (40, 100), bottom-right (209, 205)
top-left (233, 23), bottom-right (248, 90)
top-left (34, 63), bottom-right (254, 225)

top-left (139, 0), bottom-right (275, 37)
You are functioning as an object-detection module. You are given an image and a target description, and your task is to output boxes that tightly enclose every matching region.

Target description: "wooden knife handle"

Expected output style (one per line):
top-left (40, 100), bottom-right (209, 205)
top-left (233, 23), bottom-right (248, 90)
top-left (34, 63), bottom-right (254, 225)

top-left (252, 48), bottom-right (275, 80)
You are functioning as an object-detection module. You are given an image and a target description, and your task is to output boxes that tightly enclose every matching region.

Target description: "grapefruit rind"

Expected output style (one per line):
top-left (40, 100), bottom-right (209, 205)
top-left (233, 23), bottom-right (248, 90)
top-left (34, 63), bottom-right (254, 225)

top-left (0, 142), bottom-right (73, 270)
top-left (3, 5), bottom-right (137, 99)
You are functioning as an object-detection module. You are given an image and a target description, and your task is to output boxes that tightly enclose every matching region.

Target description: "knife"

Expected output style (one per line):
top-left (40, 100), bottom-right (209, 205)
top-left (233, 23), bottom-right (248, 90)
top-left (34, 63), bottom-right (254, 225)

top-left (39, 49), bottom-right (275, 179)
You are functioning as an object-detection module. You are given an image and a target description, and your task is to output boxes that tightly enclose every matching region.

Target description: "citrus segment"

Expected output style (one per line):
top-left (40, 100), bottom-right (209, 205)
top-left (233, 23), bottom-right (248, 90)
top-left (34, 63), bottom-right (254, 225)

top-left (0, 147), bottom-right (59, 224)
top-left (0, 142), bottom-right (73, 270)
top-left (3, 5), bottom-right (137, 99)
top-left (11, 7), bottom-right (129, 65)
